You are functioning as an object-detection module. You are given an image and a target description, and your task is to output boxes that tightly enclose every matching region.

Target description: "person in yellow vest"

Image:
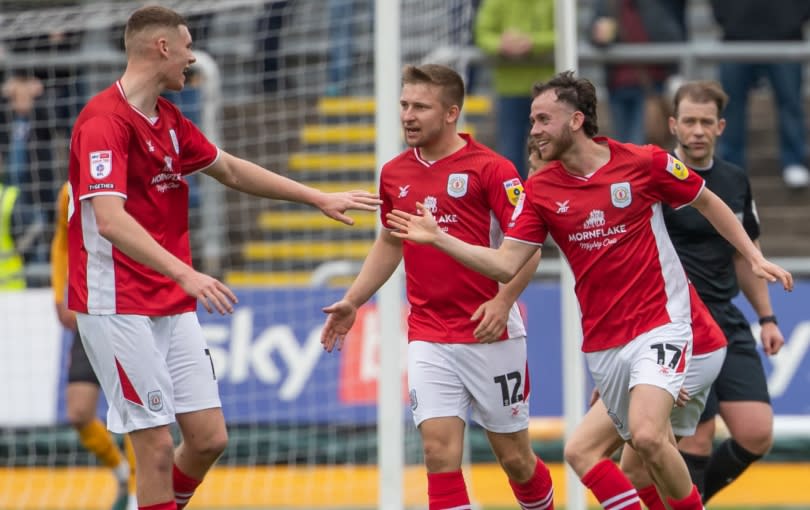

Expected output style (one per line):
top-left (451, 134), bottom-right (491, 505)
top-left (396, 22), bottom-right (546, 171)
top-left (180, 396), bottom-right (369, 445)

top-left (51, 182), bottom-right (137, 510)
top-left (0, 182), bottom-right (27, 290)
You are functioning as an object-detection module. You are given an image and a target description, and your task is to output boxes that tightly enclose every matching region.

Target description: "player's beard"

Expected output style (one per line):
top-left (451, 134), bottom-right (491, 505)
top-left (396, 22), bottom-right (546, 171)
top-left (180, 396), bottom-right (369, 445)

top-left (543, 124), bottom-right (574, 161)
top-left (404, 123), bottom-right (443, 149)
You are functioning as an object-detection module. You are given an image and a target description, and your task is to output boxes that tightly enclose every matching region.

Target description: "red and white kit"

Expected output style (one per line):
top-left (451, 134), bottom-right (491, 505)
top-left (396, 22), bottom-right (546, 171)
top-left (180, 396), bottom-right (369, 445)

top-left (68, 81), bottom-right (221, 432)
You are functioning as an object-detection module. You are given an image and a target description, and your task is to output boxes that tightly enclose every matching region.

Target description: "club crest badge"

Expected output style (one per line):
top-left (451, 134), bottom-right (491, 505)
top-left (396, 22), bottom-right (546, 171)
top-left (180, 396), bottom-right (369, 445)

top-left (447, 173), bottom-right (468, 198)
top-left (610, 182), bottom-right (632, 208)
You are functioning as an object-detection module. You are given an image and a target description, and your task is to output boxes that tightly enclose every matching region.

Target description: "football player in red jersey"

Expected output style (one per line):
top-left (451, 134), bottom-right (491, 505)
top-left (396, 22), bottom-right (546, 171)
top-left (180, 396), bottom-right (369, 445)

top-left (386, 71), bottom-right (792, 510)
top-left (67, 6), bottom-right (380, 510)
top-left (322, 64), bottom-right (554, 510)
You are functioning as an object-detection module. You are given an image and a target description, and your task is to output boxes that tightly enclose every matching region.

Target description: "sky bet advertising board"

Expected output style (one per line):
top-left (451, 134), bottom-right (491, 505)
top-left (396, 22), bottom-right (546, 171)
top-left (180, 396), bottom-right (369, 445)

top-left (1, 282), bottom-right (807, 427)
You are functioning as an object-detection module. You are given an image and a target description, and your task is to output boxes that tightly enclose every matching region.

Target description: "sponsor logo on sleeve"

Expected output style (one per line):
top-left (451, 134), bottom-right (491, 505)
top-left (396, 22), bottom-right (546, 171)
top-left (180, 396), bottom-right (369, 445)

top-left (89, 150), bottom-right (112, 180)
top-left (666, 154), bottom-right (689, 180)
top-left (503, 178), bottom-right (524, 206)
top-left (447, 173), bottom-right (468, 198)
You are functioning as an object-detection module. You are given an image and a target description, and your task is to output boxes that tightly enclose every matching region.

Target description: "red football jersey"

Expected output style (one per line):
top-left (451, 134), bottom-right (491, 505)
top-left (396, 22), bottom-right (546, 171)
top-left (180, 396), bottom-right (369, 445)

top-left (507, 138), bottom-right (705, 352)
top-left (68, 81), bottom-right (219, 315)
top-left (380, 134), bottom-right (526, 343)
top-left (689, 282), bottom-right (727, 355)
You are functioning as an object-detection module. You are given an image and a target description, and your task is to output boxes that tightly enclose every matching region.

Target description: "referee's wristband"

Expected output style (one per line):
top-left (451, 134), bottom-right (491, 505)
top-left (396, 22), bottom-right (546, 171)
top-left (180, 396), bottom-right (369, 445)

top-left (758, 315), bottom-right (778, 326)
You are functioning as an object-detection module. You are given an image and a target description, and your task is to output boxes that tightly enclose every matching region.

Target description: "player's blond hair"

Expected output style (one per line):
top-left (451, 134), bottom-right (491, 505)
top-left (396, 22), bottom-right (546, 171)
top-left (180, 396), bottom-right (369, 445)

top-left (401, 64), bottom-right (465, 111)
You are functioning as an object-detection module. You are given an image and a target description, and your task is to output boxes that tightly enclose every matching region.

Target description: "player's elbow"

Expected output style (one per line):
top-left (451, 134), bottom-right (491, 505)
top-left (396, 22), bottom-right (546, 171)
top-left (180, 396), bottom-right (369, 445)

top-left (492, 265), bottom-right (519, 283)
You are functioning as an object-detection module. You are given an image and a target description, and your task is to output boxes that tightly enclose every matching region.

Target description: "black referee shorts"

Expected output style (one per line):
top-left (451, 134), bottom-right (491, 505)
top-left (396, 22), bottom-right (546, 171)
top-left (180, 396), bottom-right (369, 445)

top-left (67, 331), bottom-right (100, 385)
top-left (699, 300), bottom-right (771, 422)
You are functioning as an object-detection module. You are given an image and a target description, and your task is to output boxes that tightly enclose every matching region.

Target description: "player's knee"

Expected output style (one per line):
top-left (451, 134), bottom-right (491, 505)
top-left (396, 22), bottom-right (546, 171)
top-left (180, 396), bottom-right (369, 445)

top-left (735, 425), bottom-right (773, 456)
top-left (629, 427), bottom-right (667, 460)
top-left (198, 427), bottom-right (229, 460)
top-left (421, 437), bottom-right (459, 473)
top-left (563, 439), bottom-right (592, 475)
top-left (497, 450), bottom-right (536, 483)
top-left (140, 435), bottom-right (175, 475)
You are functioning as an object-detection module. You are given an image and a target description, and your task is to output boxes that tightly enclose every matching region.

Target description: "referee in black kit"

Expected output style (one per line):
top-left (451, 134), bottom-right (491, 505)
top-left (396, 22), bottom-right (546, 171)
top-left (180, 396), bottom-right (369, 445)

top-left (662, 80), bottom-right (785, 503)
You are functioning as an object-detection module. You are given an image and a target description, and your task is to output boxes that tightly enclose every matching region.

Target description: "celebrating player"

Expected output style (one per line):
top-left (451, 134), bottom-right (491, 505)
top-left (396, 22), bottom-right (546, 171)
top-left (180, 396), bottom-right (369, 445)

top-left (385, 71), bottom-right (793, 510)
top-left (321, 64), bottom-right (554, 510)
top-left (67, 6), bottom-right (380, 510)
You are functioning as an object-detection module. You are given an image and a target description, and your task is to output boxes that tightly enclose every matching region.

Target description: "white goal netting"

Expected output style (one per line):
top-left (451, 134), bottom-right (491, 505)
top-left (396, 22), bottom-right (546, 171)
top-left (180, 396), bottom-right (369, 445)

top-left (0, 1), bottom-right (484, 509)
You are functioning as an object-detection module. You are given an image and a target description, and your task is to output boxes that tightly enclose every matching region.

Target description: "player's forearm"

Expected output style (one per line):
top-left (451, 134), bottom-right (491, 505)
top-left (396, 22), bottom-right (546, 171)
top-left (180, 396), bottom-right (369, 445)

top-left (433, 231), bottom-right (519, 283)
top-left (694, 189), bottom-right (762, 263)
top-left (496, 250), bottom-right (541, 304)
top-left (210, 152), bottom-right (326, 208)
top-left (343, 234), bottom-right (402, 308)
top-left (94, 203), bottom-right (192, 283)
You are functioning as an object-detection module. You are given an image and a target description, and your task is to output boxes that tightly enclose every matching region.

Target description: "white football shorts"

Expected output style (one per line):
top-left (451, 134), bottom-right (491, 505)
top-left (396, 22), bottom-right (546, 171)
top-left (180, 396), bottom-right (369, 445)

top-left (586, 321), bottom-right (693, 440)
top-left (407, 337), bottom-right (530, 434)
top-left (670, 346), bottom-right (726, 437)
top-left (76, 312), bottom-right (221, 433)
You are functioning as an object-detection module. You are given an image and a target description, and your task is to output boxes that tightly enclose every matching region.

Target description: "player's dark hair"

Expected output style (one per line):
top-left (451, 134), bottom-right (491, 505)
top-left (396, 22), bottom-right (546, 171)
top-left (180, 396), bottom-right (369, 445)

top-left (125, 6), bottom-right (188, 47)
top-left (672, 80), bottom-right (728, 118)
top-left (402, 64), bottom-right (465, 111)
top-left (532, 71), bottom-right (599, 137)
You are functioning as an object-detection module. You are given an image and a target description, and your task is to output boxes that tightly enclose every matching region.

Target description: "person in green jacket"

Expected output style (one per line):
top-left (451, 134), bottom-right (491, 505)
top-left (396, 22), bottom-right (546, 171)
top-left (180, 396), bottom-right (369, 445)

top-left (475, 0), bottom-right (555, 179)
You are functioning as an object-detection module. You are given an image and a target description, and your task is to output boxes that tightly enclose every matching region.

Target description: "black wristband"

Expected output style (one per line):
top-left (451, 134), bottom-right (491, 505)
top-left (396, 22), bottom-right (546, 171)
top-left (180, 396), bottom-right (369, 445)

top-left (758, 315), bottom-right (778, 326)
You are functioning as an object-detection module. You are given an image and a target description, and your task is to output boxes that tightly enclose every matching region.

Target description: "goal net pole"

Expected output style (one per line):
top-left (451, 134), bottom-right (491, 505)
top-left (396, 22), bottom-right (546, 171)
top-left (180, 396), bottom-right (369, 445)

top-left (555, 1), bottom-right (587, 509)
top-left (375, 1), bottom-right (405, 509)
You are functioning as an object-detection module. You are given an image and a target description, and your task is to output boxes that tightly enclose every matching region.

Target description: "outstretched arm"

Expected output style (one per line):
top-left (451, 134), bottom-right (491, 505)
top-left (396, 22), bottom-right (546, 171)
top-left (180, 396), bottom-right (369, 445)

top-left (204, 151), bottom-right (381, 225)
top-left (385, 202), bottom-right (538, 283)
top-left (691, 188), bottom-right (793, 291)
top-left (321, 229), bottom-right (403, 352)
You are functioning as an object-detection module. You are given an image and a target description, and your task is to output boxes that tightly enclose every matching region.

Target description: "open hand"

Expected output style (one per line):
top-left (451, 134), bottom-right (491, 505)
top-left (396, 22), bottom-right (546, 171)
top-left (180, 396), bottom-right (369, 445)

top-left (319, 190), bottom-right (382, 225)
top-left (321, 299), bottom-right (358, 352)
top-left (386, 202), bottom-right (441, 244)
top-left (752, 258), bottom-right (793, 292)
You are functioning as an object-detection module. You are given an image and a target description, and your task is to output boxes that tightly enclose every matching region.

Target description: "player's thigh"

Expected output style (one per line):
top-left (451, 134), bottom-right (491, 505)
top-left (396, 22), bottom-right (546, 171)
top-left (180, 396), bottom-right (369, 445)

top-left (163, 312), bottom-right (222, 414)
top-left (68, 330), bottom-right (100, 385)
top-left (459, 337), bottom-right (530, 434)
top-left (176, 406), bottom-right (228, 452)
top-left (408, 341), bottom-right (471, 427)
top-left (670, 347), bottom-right (726, 437)
top-left (719, 400), bottom-right (774, 450)
top-left (418, 416), bottom-right (466, 471)
top-left (77, 313), bottom-right (175, 434)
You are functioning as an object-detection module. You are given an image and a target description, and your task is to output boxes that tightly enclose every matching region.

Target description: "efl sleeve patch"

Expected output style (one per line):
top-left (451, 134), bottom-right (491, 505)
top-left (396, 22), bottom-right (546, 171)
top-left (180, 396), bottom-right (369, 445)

top-left (503, 178), bottom-right (524, 206)
top-left (89, 150), bottom-right (113, 180)
top-left (665, 154), bottom-right (689, 180)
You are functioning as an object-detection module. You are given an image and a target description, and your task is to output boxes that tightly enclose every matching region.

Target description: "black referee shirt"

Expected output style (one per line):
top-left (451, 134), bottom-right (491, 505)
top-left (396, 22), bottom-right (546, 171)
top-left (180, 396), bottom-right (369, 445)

top-left (662, 155), bottom-right (760, 303)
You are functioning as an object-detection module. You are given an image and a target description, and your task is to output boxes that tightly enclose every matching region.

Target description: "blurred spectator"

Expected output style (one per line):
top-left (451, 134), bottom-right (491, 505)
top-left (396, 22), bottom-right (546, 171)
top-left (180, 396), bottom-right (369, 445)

top-left (475, 0), bottom-right (554, 180)
top-left (1, 29), bottom-right (85, 266)
top-left (590, 0), bottom-right (686, 146)
top-left (258, 0), bottom-right (290, 93)
top-left (449, 0), bottom-right (482, 93)
top-left (711, 0), bottom-right (810, 189)
top-left (0, 180), bottom-right (44, 289)
top-left (326, 0), bottom-right (354, 96)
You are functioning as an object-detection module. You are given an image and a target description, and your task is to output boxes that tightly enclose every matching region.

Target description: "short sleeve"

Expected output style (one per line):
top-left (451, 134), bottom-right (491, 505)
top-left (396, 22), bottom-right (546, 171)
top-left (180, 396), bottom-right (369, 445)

top-left (504, 178), bottom-right (547, 246)
top-left (176, 112), bottom-right (219, 175)
top-left (75, 115), bottom-right (130, 200)
top-left (648, 148), bottom-right (705, 209)
top-left (483, 157), bottom-right (524, 230)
